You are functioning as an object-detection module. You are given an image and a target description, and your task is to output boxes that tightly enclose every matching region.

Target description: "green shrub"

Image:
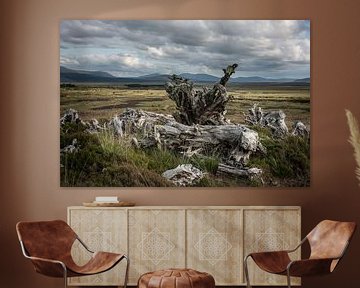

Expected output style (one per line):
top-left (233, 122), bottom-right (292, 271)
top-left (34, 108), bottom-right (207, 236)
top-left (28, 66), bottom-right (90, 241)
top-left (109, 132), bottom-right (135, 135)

top-left (248, 133), bottom-right (310, 186)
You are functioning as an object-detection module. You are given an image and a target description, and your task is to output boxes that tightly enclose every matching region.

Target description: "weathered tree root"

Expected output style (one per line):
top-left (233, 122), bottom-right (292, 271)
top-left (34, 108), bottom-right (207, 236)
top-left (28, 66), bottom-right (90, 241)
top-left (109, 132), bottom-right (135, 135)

top-left (165, 64), bottom-right (238, 126)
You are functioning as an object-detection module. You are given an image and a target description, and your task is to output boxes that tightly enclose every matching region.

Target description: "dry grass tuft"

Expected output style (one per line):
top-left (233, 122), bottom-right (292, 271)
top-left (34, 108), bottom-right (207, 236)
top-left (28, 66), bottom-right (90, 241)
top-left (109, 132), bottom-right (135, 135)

top-left (346, 109), bottom-right (360, 186)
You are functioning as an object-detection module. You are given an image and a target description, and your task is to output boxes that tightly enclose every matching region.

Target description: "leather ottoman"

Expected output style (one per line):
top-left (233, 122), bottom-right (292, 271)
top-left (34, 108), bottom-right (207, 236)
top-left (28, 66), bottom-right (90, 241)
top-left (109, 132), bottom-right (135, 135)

top-left (138, 268), bottom-right (215, 288)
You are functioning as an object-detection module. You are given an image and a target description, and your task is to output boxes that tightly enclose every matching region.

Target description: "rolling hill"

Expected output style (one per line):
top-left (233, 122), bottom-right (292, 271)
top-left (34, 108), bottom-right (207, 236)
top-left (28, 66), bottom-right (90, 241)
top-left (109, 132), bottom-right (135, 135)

top-left (60, 66), bottom-right (309, 85)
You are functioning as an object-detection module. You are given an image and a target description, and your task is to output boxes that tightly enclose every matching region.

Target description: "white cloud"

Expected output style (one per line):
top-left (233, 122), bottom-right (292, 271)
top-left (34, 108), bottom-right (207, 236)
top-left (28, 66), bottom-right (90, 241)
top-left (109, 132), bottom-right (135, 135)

top-left (148, 47), bottom-right (165, 57)
top-left (73, 53), bottom-right (149, 68)
top-left (60, 56), bottom-right (79, 65)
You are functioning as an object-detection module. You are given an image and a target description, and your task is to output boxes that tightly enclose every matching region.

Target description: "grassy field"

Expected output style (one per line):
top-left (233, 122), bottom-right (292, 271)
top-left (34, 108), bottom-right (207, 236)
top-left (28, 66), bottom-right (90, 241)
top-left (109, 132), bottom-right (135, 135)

top-left (60, 84), bottom-right (310, 128)
top-left (60, 84), bottom-right (310, 187)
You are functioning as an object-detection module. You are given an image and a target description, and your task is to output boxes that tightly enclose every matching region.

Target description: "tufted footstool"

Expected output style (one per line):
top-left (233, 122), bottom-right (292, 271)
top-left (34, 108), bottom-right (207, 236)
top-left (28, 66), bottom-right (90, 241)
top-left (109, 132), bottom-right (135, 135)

top-left (138, 268), bottom-right (215, 288)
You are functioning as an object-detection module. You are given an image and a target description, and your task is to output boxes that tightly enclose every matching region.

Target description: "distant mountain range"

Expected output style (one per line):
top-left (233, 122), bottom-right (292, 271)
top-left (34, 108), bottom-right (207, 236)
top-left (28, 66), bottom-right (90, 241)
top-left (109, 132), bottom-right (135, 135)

top-left (60, 66), bottom-right (310, 85)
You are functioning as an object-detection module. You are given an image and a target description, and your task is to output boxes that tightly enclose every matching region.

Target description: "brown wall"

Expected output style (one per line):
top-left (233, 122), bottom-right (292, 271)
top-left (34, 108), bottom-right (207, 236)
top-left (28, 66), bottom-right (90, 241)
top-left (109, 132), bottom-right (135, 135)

top-left (1, 0), bottom-right (360, 287)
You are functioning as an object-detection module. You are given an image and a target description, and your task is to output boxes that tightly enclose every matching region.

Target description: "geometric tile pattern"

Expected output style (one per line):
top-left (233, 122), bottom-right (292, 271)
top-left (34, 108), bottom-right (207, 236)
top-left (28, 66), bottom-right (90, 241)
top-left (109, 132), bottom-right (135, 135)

top-left (138, 228), bottom-right (175, 265)
top-left (187, 209), bottom-right (243, 285)
top-left (84, 227), bottom-right (113, 252)
top-left (244, 209), bottom-right (301, 286)
top-left (252, 228), bottom-right (287, 252)
top-left (194, 227), bottom-right (232, 265)
top-left (68, 208), bottom-right (127, 286)
top-left (128, 209), bottom-right (186, 284)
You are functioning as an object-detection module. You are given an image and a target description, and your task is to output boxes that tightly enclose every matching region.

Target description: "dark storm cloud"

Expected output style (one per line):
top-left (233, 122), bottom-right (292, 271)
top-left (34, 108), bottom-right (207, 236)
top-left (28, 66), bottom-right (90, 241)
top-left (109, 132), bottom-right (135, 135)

top-left (60, 20), bottom-right (310, 78)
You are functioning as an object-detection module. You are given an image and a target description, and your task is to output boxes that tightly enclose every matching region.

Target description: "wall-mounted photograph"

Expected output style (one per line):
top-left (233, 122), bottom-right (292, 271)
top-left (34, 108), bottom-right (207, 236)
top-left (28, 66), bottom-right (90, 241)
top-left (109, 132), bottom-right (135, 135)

top-left (60, 20), bottom-right (310, 187)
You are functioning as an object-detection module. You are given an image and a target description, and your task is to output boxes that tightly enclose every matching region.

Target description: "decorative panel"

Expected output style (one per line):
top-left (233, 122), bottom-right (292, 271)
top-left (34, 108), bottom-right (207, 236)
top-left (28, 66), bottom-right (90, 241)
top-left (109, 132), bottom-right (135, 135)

top-left (67, 206), bottom-right (300, 286)
top-left (68, 208), bottom-right (127, 286)
top-left (128, 209), bottom-right (186, 284)
top-left (243, 209), bottom-right (301, 286)
top-left (187, 209), bottom-right (243, 285)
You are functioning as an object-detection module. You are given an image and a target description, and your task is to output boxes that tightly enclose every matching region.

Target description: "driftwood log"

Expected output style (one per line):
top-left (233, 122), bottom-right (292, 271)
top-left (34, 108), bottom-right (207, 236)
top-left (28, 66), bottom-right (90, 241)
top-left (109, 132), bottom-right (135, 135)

top-left (110, 108), bottom-right (265, 168)
top-left (162, 164), bottom-right (205, 186)
top-left (244, 103), bottom-right (310, 137)
top-left (60, 108), bottom-right (104, 133)
top-left (165, 64), bottom-right (238, 126)
top-left (217, 163), bottom-right (262, 179)
top-left (244, 103), bottom-right (289, 136)
top-left (292, 121), bottom-right (310, 137)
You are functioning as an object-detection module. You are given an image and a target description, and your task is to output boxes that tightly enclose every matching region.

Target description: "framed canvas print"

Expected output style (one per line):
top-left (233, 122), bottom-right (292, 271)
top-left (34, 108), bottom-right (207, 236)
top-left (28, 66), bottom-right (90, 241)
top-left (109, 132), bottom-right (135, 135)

top-left (60, 20), bottom-right (310, 187)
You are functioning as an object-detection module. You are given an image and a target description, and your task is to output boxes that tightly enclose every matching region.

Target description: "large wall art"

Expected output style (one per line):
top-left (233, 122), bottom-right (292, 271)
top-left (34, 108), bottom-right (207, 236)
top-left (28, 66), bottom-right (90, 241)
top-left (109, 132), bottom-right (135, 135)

top-left (60, 20), bottom-right (310, 187)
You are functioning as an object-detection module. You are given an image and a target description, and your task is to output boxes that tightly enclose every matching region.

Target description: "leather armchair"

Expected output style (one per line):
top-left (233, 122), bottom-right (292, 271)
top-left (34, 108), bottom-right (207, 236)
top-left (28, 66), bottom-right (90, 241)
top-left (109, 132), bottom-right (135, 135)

top-left (16, 220), bottom-right (129, 288)
top-left (244, 220), bottom-right (356, 288)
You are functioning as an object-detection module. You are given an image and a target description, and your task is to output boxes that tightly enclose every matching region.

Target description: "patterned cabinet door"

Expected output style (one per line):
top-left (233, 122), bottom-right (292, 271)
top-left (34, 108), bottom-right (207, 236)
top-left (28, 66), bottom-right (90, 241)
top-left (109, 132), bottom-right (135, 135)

top-left (187, 209), bottom-right (243, 285)
top-left (68, 208), bottom-right (128, 286)
top-left (128, 209), bottom-right (186, 284)
top-left (243, 209), bottom-right (301, 286)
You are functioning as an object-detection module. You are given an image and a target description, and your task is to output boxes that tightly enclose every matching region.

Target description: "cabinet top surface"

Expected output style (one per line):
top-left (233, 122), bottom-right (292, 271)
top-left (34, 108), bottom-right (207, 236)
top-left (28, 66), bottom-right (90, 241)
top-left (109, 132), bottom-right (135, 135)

top-left (68, 205), bottom-right (301, 210)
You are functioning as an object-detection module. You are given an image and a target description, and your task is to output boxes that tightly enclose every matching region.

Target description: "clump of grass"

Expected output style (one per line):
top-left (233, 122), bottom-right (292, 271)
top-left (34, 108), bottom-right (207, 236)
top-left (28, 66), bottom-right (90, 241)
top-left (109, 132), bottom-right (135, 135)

top-left (189, 155), bottom-right (219, 174)
top-left (94, 163), bottom-right (173, 187)
top-left (248, 133), bottom-right (310, 186)
top-left (97, 129), bottom-right (123, 156)
top-left (146, 148), bottom-right (186, 173)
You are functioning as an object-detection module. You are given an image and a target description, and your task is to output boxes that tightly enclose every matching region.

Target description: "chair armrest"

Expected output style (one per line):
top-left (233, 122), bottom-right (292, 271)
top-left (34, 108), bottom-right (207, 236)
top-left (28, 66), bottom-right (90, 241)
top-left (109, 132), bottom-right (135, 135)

top-left (76, 236), bottom-right (94, 253)
top-left (26, 255), bottom-right (65, 266)
top-left (19, 240), bottom-right (67, 277)
top-left (246, 237), bottom-right (306, 259)
top-left (247, 250), bottom-right (290, 258)
top-left (25, 255), bottom-right (67, 278)
top-left (246, 251), bottom-right (291, 274)
top-left (285, 237), bottom-right (307, 253)
top-left (287, 258), bottom-right (336, 277)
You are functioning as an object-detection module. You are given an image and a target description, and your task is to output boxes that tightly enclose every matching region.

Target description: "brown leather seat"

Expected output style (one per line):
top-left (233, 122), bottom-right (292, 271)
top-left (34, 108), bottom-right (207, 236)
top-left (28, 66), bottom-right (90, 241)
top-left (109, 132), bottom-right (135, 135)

top-left (138, 268), bottom-right (215, 288)
top-left (16, 220), bottom-right (129, 288)
top-left (244, 220), bottom-right (356, 288)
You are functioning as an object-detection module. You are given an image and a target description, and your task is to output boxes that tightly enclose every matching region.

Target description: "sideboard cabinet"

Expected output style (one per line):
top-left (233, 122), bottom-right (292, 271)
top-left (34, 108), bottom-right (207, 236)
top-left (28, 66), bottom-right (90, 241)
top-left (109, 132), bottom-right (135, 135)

top-left (67, 206), bottom-right (301, 286)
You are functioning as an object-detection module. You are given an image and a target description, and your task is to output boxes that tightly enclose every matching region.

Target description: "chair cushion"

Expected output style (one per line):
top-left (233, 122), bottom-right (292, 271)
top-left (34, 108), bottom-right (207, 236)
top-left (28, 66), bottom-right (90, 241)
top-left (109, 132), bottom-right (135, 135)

top-left (138, 268), bottom-right (215, 288)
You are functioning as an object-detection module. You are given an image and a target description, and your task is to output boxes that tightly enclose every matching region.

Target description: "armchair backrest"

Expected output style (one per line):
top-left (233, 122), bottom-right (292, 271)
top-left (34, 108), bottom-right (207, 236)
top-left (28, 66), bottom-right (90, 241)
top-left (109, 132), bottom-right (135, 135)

top-left (307, 220), bottom-right (356, 261)
top-left (16, 220), bottom-right (77, 261)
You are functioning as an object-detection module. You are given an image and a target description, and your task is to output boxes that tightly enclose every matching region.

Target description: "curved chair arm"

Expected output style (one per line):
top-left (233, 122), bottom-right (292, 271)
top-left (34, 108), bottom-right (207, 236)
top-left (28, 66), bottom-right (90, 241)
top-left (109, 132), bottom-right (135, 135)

top-left (27, 256), bottom-right (67, 276)
top-left (288, 240), bottom-right (351, 276)
top-left (19, 240), bottom-right (67, 277)
top-left (20, 239), bottom-right (65, 266)
top-left (245, 236), bottom-right (307, 261)
top-left (24, 255), bottom-right (66, 269)
top-left (287, 257), bottom-right (336, 277)
top-left (76, 235), bottom-right (94, 253)
top-left (285, 237), bottom-right (307, 253)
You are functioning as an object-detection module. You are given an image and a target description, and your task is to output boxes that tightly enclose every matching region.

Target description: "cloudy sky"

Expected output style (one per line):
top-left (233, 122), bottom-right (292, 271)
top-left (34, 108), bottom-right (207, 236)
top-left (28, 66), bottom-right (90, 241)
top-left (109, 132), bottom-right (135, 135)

top-left (60, 20), bottom-right (310, 79)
